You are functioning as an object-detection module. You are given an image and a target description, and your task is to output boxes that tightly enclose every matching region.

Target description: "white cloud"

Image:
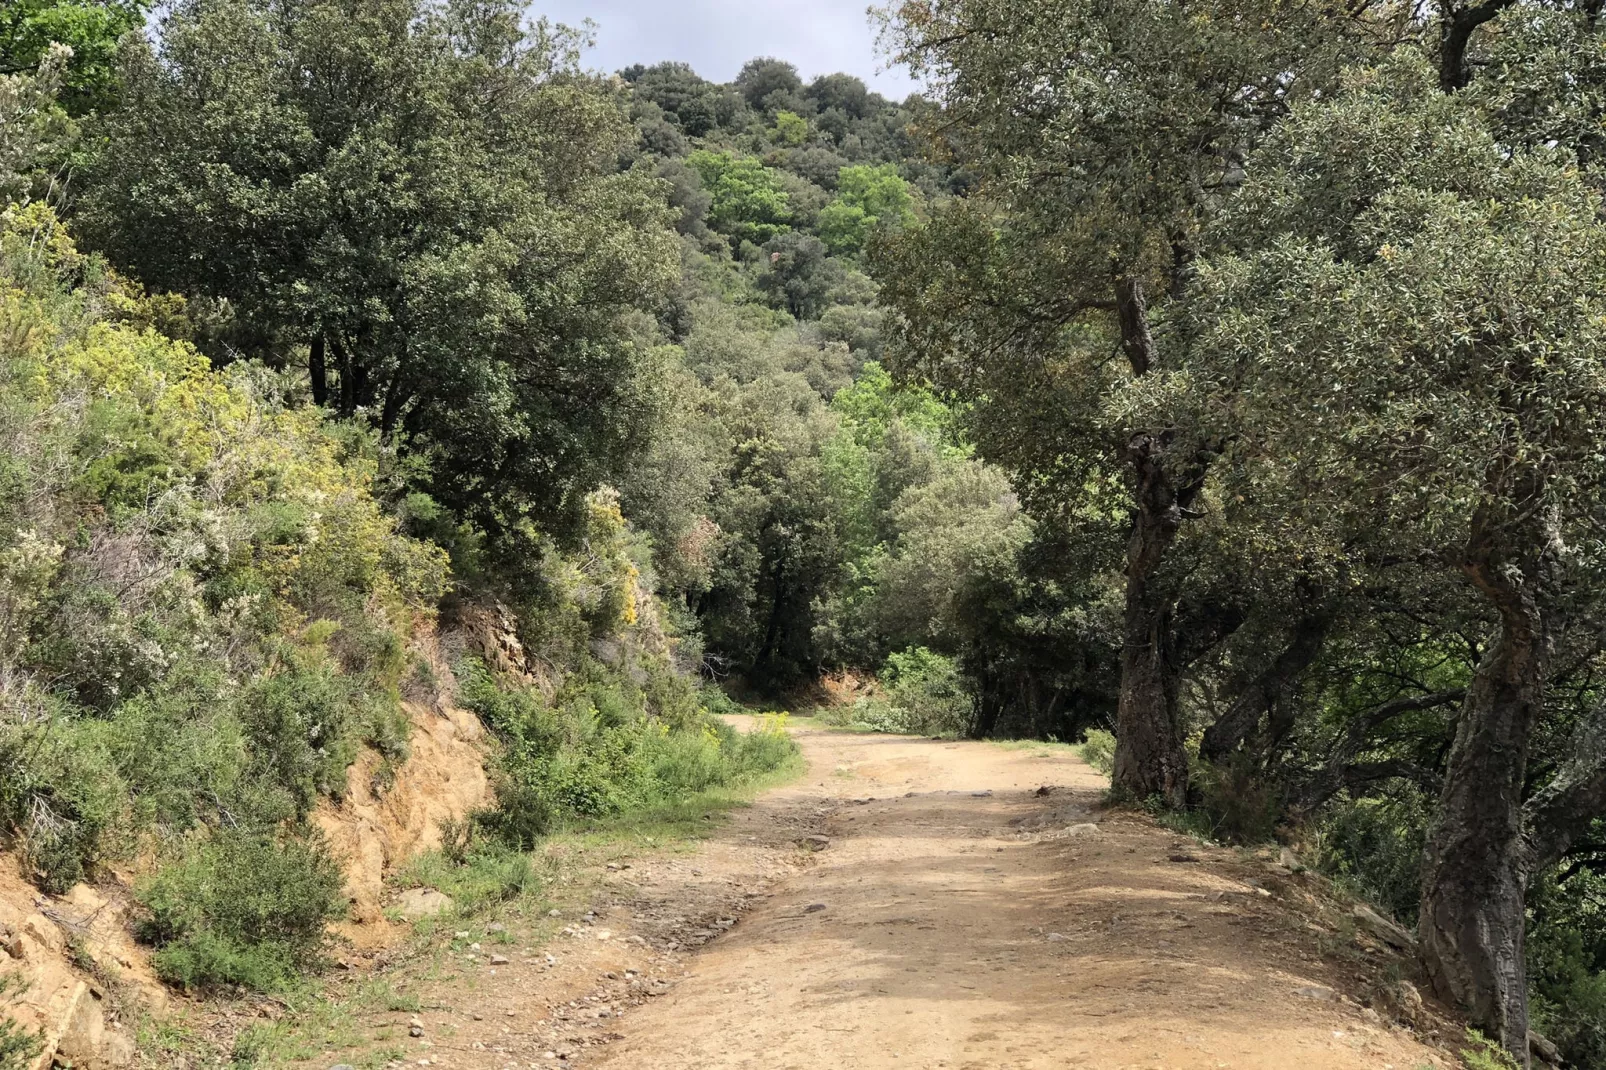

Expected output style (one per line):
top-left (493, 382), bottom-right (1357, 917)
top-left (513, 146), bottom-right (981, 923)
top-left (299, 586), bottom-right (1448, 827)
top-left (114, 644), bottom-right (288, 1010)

top-left (533, 0), bottom-right (922, 99)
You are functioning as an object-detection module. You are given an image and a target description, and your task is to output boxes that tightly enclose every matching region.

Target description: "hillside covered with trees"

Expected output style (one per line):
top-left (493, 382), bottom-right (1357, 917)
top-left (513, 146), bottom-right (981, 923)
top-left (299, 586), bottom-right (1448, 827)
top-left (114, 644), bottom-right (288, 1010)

top-left (4, 0), bottom-right (1606, 1066)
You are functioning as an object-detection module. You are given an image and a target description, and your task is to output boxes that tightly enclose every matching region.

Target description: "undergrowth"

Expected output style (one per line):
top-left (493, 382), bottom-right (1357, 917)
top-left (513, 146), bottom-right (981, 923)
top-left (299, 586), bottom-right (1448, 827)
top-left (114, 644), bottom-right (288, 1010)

top-left (1078, 728), bottom-right (1115, 774)
top-left (0, 974), bottom-right (41, 1070)
top-left (818, 647), bottom-right (970, 736)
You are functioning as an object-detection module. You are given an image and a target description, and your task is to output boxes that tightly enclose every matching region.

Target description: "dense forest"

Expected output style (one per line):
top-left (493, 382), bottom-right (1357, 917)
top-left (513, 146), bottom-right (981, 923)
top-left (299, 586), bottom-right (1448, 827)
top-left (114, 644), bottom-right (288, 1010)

top-left (5, 0), bottom-right (1606, 1066)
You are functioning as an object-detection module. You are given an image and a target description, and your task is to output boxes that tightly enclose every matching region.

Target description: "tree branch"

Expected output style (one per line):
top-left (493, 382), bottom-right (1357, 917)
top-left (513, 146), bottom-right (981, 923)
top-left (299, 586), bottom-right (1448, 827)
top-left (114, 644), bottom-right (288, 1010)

top-left (1438, 0), bottom-right (1516, 91)
top-left (1524, 699), bottom-right (1606, 872)
top-left (1290, 689), bottom-right (1465, 815)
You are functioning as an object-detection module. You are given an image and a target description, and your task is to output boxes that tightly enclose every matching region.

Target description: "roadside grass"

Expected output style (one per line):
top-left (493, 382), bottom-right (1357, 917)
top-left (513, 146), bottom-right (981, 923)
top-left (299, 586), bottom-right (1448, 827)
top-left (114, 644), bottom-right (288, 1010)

top-left (786, 707), bottom-right (880, 733)
top-left (199, 740), bottom-right (805, 1068)
top-left (986, 738), bottom-right (1079, 754)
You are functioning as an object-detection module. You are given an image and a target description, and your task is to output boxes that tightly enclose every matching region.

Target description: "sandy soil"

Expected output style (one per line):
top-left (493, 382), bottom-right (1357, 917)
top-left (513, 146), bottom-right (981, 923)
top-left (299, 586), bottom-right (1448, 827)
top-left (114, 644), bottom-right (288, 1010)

top-left (333, 721), bottom-right (1458, 1070)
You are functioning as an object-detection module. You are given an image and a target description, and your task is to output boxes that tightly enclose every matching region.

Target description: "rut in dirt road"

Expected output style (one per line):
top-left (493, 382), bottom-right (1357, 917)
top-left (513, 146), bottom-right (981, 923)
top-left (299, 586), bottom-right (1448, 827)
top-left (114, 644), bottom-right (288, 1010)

top-left (589, 725), bottom-right (1452, 1070)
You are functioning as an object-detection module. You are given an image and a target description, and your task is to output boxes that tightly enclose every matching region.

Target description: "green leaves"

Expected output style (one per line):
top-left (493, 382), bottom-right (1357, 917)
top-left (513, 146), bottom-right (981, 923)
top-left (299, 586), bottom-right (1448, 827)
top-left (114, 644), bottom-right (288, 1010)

top-left (686, 150), bottom-right (792, 247)
top-left (818, 164), bottom-right (915, 257)
top-left (78, 0), bottom-right (679, 545)
top-left (0, 0), bottom-right (146, 116)
top-left (1199, 49), bottom-right (1606, 544)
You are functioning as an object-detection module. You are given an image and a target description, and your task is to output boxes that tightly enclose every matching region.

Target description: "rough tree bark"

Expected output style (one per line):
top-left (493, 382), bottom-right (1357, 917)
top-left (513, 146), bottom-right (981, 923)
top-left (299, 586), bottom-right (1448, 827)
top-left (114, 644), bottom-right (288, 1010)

top-left (1419, 503), bottom-right (1557, 1067)
top-left (1112, 451), bottom-right (1191, 806)
top-left (1109, 277), bottom-right (1203, 808)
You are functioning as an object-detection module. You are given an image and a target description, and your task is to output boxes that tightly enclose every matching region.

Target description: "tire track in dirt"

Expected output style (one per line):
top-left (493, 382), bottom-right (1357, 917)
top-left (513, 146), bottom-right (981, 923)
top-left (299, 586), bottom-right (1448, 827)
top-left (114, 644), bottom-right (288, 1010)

top-left (342, 723), bottom-right (1458, 1070)
top-left (584, 723), bottom-right (1454, 1070)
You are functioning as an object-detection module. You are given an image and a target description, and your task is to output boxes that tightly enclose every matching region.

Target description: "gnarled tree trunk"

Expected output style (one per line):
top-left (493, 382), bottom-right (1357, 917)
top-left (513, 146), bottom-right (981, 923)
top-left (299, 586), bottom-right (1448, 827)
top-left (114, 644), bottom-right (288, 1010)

top-left (1419, 505), bottom-right (1555, 1067)
top-left (1112, 429), bottom-right (1191, 807)
top-left (1108, 277), bottom-right (1199, 808)
top-left (309, 332), bottom-right (328, 407)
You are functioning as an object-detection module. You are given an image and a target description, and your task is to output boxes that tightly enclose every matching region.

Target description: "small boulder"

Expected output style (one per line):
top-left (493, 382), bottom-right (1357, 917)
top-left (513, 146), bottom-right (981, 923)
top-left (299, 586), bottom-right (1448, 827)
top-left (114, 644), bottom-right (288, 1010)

top-left (395, 888), bottom-right (453, 919)
top-left (1294, 985), bottom-right (1337, 1001)
top-left (1352, 905), bottom-right (1416, 951)
top-left (1530, 1030), bottom-right (1562, 1067)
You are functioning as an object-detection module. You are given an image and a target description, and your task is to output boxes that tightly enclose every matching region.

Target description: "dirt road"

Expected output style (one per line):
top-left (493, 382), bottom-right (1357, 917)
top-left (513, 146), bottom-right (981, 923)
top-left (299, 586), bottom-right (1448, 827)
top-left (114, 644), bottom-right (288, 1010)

top-left (584, 722), bottom-right (1450, 1070)
top-left (338, 722), bottom-right (1454, 1070)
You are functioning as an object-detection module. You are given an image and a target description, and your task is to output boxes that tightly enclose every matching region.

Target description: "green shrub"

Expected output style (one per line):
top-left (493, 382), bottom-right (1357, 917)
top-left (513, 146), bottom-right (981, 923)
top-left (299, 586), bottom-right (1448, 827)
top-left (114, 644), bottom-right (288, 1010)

top-left (135, 831), bottom-right (346, 993)
top-left (848, 694), bottom-right (916, 733)
top-left (1528, 869), bottom-right (1606, 1066)
top-left (0, 206), bottom-right (439, 921)
top-left (473, 779), bottom-right (554, 851)
top-left (724, 715), bottom-right (797, 778)
top-left (461, 656), bottom-right (797, 836)
top-left (1193, 755), bottom-right (1282, 845)
top-left (1459, 1030), bottom-right (1520, 1070)
top-left (393, 840), bottom-right (534, 915)
top-left (639, 723), bottom-right (730, 796)
top-left (883, 647), bottom-right (971, 737)
top-left (698, 686), bottom-right (743, 717)
top-left (1079, 729), bottom-right (1116, 775)
top-left (0, 723), bottom-right (124, 893)
top-left (830, 651), bottom-right (972, 737)
top-left (1313, 787), bottom-right (1430, 925)
top-left (236, 658), bottom-right (357, 817)
top-left (0, 973), bottom-right (43, 1070)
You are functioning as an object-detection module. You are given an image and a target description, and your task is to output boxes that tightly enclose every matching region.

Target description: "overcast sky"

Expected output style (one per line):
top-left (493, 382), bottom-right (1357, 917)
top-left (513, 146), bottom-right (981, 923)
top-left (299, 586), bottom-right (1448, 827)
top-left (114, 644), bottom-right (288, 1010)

top-left (531, 1), bottom-right (922, 100)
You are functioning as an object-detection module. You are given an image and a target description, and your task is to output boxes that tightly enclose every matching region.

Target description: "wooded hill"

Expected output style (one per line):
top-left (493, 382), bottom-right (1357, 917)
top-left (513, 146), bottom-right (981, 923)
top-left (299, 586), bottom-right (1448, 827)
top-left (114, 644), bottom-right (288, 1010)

top-left (3, 0), bottom-right (1606, 1066)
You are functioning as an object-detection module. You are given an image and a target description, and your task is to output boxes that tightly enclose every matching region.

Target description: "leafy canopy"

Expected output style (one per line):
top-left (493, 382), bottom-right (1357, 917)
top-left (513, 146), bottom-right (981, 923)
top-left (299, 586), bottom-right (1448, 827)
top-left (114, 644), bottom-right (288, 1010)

top-left (78, 0), bottom-right (679, 546)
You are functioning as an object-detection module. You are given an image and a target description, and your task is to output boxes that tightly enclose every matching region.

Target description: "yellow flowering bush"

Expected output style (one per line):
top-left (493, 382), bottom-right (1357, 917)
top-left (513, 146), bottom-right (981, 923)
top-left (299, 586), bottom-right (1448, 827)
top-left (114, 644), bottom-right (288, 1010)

top-left (0, 206), bottom-right (444, 983)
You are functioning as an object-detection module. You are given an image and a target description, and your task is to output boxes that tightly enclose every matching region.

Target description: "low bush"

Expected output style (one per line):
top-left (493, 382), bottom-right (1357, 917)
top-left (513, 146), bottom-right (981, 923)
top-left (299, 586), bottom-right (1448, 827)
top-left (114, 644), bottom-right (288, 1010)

top-left (1528, 869), bottom-right (1606, 1065)
top-left (829, 648), bottom-right (972, 737)
top-left (460, 657), bottom-right (797, 836)
top-left (393, 839), bottom-right (534, 916)
top-left (1078, 729), bottom-right (1116, 775)
top-left (1312, 787), bottom-right (1430, 925)
top-left (1192, 756), bottom-right (1282, 845)
top-left (134, 831), bottom-right (346, 993)
top-left (882, 647), bottom-right (970, 736)
top-left (0, 974), bottom-right (42, 1070)
top-left (1460, 1029), bottom-right (1520, 1070)
top-left (0, 207), bottom-right (442, 919)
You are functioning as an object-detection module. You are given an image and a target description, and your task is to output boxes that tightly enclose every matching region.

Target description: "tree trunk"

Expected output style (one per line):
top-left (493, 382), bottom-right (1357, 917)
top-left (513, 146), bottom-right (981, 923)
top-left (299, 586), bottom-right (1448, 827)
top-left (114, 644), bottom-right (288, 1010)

top-left (309, 333), bottom-right (328, 407)
top-left (970, 667), bottom-right (1004, 739)
top-left (755, 554), bottom-right (788, 681)
top-left (1111, 431), bottom-right (1190, 807)
top-left (1108, 276), bottom-right (1196, 808)
top-left (1419, 505), bottom-right (1555, 1067)
top-left (380, 371), bottom-right (410, 445)
top-left (334, 335), bottom-right (355, 417)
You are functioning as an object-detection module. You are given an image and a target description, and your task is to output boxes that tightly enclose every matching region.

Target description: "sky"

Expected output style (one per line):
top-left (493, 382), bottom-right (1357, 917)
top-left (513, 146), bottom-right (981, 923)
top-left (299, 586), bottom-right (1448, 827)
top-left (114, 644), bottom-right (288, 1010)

top-left (531, 1), bottom-right (923, 100)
